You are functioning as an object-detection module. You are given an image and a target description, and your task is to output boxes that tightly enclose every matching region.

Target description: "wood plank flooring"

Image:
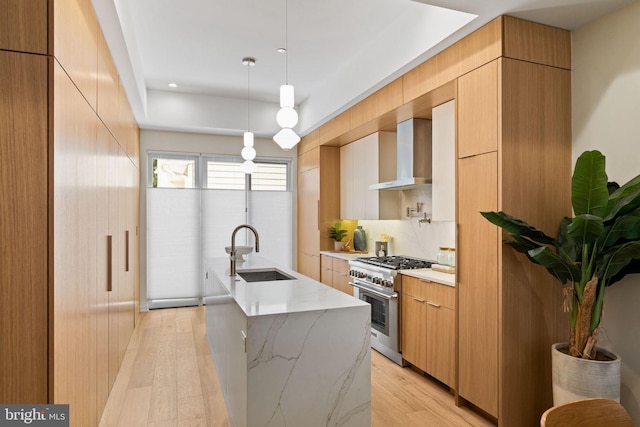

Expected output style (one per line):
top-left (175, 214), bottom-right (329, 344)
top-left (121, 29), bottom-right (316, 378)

top-left (99, 307), bottom-right (494, 427)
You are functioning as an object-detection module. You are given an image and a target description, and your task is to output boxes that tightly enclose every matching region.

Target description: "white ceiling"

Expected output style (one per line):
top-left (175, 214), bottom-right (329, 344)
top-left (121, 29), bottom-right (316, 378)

top-left (92, 0), bottom-right (634, 139)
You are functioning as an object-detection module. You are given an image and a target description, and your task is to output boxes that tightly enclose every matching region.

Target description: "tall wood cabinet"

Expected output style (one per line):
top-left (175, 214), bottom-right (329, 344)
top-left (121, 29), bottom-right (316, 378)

top-left (456, 54), bottom-right (571, 425)
top-left (297, 132), bottom-right (340, 280)
top-left (0, 1), bottom-right (140, 425)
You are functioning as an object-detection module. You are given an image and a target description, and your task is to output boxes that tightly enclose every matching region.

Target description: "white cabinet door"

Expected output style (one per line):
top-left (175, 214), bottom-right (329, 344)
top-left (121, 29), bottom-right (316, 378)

top-left (354, 134), bottom-right (378, 220)
top-left (340, 132), bottom-right (397, 220)
top-left (432, 100), bottom-right (456, 221)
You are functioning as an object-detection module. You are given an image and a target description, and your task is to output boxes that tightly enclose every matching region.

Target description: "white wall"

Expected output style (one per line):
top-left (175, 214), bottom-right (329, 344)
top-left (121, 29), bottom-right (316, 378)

top-left (572, 2), bottom-right (640, 422)
top-left (139, 129), bottom-right (297, 309)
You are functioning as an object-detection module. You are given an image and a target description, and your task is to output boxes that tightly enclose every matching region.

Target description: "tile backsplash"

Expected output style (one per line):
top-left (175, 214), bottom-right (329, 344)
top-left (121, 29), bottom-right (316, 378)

top-left (355, 186), bottom-right (456, 260)
top-left (358, 219), bottom-right (455, 260)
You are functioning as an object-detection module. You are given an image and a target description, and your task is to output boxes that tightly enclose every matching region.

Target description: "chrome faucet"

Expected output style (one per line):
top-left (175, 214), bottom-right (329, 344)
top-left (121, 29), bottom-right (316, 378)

top-left (229, 224), bottom-right (260, 276)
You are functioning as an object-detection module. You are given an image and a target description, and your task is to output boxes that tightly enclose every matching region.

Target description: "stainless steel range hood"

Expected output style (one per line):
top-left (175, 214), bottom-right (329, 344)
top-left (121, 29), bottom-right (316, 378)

top-left (369, 118), bottom-right (432, 191)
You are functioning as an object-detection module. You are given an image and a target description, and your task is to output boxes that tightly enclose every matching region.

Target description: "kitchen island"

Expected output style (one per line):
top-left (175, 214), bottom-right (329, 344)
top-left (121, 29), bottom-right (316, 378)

top-left (204, 256), bottom-right (371, 427)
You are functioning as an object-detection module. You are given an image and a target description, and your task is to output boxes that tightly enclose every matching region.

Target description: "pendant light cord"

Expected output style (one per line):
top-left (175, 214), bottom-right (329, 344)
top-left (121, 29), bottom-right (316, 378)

top-left (247, 61), bottom-right (250, 131)
top-left (285, 0), bottom-right (289, 84)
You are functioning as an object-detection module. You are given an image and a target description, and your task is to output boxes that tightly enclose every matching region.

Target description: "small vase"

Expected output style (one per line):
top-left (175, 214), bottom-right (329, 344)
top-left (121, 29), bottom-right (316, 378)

top-left (353, 226), bottom-right (366, 251)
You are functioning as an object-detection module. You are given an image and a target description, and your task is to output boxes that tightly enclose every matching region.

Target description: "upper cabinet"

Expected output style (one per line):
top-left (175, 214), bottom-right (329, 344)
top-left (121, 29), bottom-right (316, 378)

top-left (431, 100), bottom-right (456, 221)
top-left (457, 60), bottom-right (498, 158)
top-left (54, 0), bottom-right (99, 110)
top-left (340, 132), bottom-right (400, 220)
top-left (0, 0), bottom-right (48, 54)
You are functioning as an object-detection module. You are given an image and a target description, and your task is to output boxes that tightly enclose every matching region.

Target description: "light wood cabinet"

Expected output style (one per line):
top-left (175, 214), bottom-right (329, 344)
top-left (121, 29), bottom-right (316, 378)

top-left (456, 56), bottom-right (571, 425)
top-left (457, 60), bottom-right (498, 158)
top-left (297, 146), bottom-right (340, 281)
top-left (340, 132), bottom-right (399, 220)
top-left (401, 287), bottom-right (428, 371)
top-left (0, 0), bottom-right (48, 54)
top-left (298, 166), bottom-right (320, 281)
top-left (320, 254), bottom-right (333, 286)
top-left (332, 258), bottom-right (352, 296)
top-left (1, 2), bottom-right (140, 424)
top-left (54, 0), bottom-right (99, 110)
top-left (431, 100), bottom-right (456, 221)
top-left (0, 50), bottom-right (49, 404)
top-left (401, 275), bottom-right (455, 387)
top-left (457, 152), bottom-right (499, 417)
top-left (320, 255), bottom-right (353, 296)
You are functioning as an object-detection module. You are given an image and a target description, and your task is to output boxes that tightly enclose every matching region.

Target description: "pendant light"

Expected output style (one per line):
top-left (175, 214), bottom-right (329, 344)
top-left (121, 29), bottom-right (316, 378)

top-left (273, 0), bottom-right (300, 150)
top-left (241, 57), bottom-right (257, 174)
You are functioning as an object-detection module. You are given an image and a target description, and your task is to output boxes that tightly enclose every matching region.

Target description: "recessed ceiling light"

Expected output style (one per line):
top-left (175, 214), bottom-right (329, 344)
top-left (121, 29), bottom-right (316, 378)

top-left (168, 82), bottom-right (177, 88)
top-left (277, 47), bottom-right (286, 54)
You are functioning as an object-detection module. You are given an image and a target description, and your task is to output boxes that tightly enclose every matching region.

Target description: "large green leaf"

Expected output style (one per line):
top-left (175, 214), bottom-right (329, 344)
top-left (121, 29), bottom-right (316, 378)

top-left (481, 211), bottom-right (558, 246)
top-left (567, 214), bottom-right (605, 246)
top-left (600, 213), bottom-right (640, 249)
top-left (610, 174), bottom-right (640, 200)
top-left (557, 217), bottom-right (579, 262)
top-left (598, 241), bottom-right (640, 284)
top-left (572, 150), bottom-right (609, 217)
top-left (505, 234), bottom-right (544, 253)
top-left (603, 188), bottom-right (640, 222)
top-left (528, 246), bottom-right (582, 284)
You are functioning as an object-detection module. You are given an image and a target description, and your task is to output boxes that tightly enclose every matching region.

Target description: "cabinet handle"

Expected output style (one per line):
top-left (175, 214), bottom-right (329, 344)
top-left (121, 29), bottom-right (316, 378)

top-left (125, 230), bottom-right (130, 272)
top-left (107, 235), bottom-right (113, 292)
top-left (419, 279), bottom-right (432, 284)
top-left (339, 273), bottom-right (348, 277)
top-left (317, 200), bottom-right (320, 230)
top-left (427, 301), bottom-right (441, 308)
top-left (241, 330), bottom-right (247, 353)
top-left (412, 297), bottom-right (425, 303)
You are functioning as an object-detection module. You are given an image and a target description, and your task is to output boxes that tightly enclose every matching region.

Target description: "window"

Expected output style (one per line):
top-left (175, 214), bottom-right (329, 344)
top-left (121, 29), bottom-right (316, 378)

top-left (206, 160), bottom-right (246, 190)
top-left (149, 154), bottom-right (198, 188)
top-left (203, 157), bottom-right (290, 191)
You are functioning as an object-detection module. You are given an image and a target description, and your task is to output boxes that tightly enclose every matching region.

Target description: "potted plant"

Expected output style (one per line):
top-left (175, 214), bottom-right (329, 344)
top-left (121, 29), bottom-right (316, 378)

top-left (329, 222), bottom-right (348, 251)
top-left (481, 150), bottom-right (640, 404)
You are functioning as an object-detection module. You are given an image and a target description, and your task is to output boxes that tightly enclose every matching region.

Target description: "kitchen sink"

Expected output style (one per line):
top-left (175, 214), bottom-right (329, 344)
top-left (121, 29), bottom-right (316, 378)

top-left (237, 268), bottom-right (297, 282)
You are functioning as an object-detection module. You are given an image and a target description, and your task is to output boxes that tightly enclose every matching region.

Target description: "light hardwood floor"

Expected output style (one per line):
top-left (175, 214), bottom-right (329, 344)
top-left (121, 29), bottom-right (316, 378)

top-left (99, 307), bottom-right (494, 427)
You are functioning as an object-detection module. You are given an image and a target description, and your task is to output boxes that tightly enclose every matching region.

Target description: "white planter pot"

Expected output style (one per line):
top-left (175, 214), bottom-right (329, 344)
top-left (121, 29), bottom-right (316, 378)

top-left (551, 342), bottom-right (621, 405)
top-left (334, 241), bottom-right (344, 251)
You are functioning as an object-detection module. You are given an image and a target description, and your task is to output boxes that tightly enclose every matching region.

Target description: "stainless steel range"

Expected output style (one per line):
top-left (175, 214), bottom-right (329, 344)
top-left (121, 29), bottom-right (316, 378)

top-left (349, 256), bottom-right (434, 365)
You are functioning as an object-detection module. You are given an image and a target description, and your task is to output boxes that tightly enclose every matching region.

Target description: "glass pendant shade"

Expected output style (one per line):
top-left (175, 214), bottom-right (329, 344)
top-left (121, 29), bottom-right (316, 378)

top-left (273, 128), bottom-right (300, 150)
top-left (240, 159), bottom-right (257, 174)
top-left (241, 146), bottom-right (256, 161)
top-left (243, 131), bottom-right (254, 147)
top-left (276, 107), bottom-right (298, 128)
top-left (279, 85), bottom-right (294, 108)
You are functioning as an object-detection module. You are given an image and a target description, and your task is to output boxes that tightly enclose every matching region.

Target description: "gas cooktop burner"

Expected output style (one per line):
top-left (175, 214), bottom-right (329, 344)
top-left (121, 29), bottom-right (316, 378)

top-left (355, 256), bottom-right (434, 270)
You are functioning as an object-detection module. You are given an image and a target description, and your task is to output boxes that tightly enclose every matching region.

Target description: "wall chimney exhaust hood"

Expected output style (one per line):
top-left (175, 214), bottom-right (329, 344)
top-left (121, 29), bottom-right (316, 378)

top-left (369, 118), bottom-right (432, 190)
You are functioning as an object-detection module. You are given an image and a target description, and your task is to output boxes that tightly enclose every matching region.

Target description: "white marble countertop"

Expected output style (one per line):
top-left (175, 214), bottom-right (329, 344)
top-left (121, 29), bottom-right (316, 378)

top-left (400, 268), bottom-right (456, 287)
top-left (205, 256), bottom-right (368, 317)
top-left (319, 250), bottom-right (371, 261)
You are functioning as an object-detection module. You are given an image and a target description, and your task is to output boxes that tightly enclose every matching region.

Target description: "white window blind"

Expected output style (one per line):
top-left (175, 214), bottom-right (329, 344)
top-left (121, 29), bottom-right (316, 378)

top-left (146, 152), bottom-right (292, 308)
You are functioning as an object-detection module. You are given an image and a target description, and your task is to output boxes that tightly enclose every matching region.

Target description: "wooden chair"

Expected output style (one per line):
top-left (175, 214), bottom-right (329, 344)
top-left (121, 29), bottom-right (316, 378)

top-left (541, 398), bottom-right (634, 427)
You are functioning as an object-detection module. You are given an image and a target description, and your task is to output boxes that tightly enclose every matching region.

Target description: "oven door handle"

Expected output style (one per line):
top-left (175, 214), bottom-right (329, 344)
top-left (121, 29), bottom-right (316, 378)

top-left (349, 281), bottom-right (398, 300)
